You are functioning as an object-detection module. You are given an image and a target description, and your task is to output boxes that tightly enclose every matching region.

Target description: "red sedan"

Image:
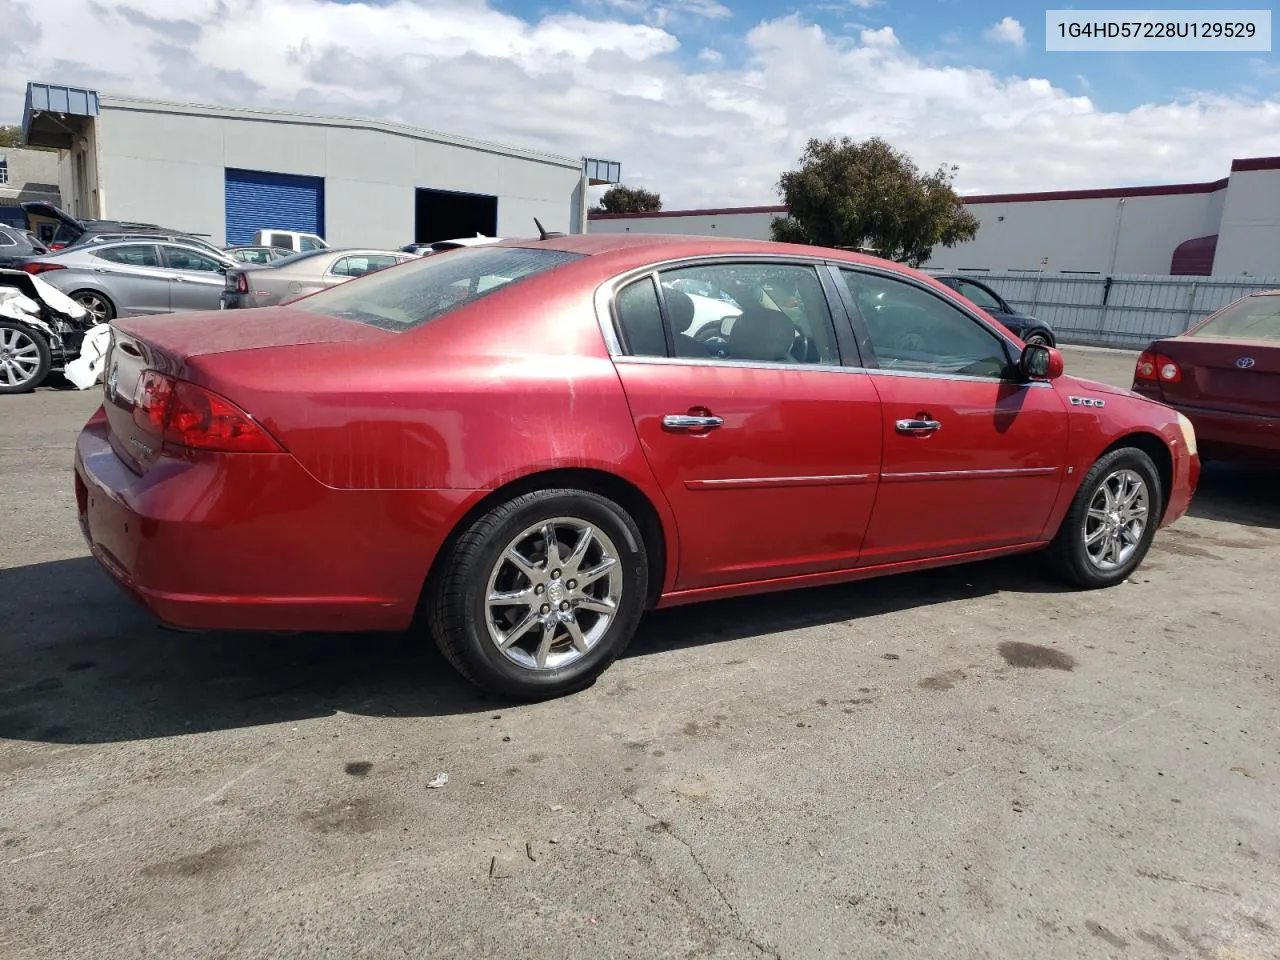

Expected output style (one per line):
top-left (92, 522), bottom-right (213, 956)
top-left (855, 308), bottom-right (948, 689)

top-left (1132, 290), bottom-right (1280, 463)
top-left (74, 235), bottom-right (1199, 698)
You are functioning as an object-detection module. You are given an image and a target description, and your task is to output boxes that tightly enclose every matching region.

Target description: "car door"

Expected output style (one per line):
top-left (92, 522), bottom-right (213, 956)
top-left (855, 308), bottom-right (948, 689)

top-left (607, 258), bottom-right (883, 591)
top-left (159, 245), bottom-right (230, 311)
top-left (86, 244), bottom-right (172, 315)
top-left (835, 266), bottom-right (1069, 566)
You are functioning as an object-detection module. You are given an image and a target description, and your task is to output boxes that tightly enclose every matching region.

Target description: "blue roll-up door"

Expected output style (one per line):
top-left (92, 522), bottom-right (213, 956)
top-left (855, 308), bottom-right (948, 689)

top-left (224, 168), bottom-right (325, 246)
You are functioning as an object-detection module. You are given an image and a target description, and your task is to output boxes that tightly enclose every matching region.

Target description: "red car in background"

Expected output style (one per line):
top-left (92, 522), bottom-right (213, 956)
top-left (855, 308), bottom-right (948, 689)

top-left (74, 234), bottom-right (1199, 699)
top-left (1133, 290), bottom-right (1280, 463)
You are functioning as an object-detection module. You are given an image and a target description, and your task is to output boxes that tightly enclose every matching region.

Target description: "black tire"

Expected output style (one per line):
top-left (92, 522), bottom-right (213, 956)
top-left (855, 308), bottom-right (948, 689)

top-left (0, 320), bottom-right (52, 394)
top-left (69, 290), bottom-right (116, 323)
top-left (1048, 446), bottom-right (1164, 589)
top-left (1024, 329), bottom-right (1055, 347)
top-left (427, 488), bottom-right (649, 700)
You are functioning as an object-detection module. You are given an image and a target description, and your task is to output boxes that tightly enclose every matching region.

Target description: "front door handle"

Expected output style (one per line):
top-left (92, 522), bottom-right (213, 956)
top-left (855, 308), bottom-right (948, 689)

top-left (663, 413), bottom-right (724, 431)
top-left (896, 417), bottom-right (942, 436)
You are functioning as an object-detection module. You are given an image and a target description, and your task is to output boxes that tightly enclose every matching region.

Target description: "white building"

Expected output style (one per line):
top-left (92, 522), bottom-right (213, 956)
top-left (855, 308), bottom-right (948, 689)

top-left (589, 157), bottom-right (1280, 278)
top-left (0, 145), bottom-right (61, 209)
top-left (20, 81), bottom-right (617, 248)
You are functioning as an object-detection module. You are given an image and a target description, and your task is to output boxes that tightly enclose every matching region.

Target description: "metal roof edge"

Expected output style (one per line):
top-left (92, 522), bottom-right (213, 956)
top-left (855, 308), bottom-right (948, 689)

top-left (96, 94), bottom-right (582, 170)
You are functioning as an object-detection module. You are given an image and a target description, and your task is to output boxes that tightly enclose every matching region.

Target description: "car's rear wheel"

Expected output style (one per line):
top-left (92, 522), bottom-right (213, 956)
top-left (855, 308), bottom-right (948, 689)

top-left (427, 488), bottom-right (649, 699)
top-left (0, 321), bottom-right (51, 394)
top-left (1048, 446), bottom-right (1163, 588)
top-left (1023, 330), bottom-right (1054, 347)
top-left (70, 290), bottom-right (115, 323)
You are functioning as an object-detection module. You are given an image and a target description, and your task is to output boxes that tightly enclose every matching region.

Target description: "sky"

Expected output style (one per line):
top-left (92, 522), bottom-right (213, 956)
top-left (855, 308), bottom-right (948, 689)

top-left (2, 0), bottom-right (1279, 209)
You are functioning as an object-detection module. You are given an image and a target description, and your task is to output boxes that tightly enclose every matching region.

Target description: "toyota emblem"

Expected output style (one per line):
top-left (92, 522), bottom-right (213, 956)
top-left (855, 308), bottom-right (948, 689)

top-left (1236, 356), bottom-right (1256, 370)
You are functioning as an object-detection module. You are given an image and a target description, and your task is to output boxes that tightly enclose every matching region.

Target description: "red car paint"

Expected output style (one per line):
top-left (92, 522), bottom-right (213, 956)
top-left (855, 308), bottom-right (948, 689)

top-left (1132, 290), bottom-right (1280, 463)
top-left (74, 234), bottom-right (1199, 632)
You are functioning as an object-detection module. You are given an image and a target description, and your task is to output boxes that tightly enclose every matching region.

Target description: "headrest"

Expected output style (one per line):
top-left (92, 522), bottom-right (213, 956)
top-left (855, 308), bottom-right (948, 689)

top-left (728, 305), bottom-right (797, 362)
top-left (664, 287), bottom-right (696, 334)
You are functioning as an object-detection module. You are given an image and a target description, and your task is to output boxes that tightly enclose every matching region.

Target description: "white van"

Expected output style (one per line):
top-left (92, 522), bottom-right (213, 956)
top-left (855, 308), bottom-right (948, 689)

top-left (253, 229), bottom-right (328, 253)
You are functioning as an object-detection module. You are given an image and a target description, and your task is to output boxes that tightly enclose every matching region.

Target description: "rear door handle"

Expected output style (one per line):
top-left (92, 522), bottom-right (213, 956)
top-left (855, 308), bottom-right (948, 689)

top-left (896, 418), bottom-right (942, 436)
top-left (663, 414), bottom-right (724, 431)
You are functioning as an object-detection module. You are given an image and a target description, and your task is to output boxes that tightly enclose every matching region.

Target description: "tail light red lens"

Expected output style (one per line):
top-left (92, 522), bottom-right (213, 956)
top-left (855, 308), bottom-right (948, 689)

top-left (236, 273), bottom-right (249, 294)
top-left (131, 371), bottom-right (282, 453)
top-left (21, 262), bottom-right (67, 274)
top-left (1135, 351), bottom-right (1157, 381)
top-left (1135, 351), bottom-right (1181, 384)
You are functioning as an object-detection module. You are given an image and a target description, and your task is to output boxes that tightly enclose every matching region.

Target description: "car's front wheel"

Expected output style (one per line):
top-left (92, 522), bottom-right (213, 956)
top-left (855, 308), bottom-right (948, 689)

top-left (427, 488), bottom-right (649, 699)
top-left (0, 320), bottom-right (52, 394)
top-left (1048, 446), bottom-right (1163, 588)
top-left (1023, 329), bottom-right (1054, 347)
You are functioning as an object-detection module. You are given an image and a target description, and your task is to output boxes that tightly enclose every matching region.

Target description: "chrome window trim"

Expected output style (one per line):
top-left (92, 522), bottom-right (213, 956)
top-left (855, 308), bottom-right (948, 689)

top-left (612, 353), bottom-right (1052, 387)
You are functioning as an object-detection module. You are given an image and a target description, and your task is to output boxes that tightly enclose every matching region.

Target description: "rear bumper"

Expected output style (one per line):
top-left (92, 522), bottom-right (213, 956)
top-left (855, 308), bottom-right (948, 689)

top-left (1162, 399), bottom-right (1280, 461)
top-left (74, 418), bottom-right (485, 632)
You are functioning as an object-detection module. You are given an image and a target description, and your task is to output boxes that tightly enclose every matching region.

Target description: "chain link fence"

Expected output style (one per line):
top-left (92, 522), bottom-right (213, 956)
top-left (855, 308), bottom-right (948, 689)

top-left (926, 270), bottom-right (1280, 349)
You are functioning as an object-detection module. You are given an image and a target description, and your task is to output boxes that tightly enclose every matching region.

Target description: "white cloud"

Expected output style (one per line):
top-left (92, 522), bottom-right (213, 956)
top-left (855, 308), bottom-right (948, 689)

top-left (698, 47), bottom-right (725, 64)
top-left (985, 16), bottom-right (1027, 49)
top-left (4, 2), bottom-right (1280, 210)
top-left (860, 25), bottom-right (898, 47)
top-left (849, 0), bottom-right (883, 7)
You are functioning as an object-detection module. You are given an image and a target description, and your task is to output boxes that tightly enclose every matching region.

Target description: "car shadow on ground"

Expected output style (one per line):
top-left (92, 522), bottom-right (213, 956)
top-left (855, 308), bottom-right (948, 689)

top-left (1187, 462), bottom-right (1280, 530)
top-left (2, 464), bottom-right (1270, 746)
top-left (0, 550), bottom-right (1069, 746)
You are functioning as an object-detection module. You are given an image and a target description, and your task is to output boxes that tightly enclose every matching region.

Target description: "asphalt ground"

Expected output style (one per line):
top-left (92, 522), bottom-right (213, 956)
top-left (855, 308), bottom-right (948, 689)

top-left (2, 347), bottom-right (1278, 960)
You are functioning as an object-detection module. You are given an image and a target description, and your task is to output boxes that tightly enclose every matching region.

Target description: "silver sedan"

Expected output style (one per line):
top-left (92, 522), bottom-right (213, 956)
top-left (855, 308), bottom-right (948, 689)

top-left (21, 240), bottom-right (237, 321)
top-left (222, 248), bottom-right (415, 309)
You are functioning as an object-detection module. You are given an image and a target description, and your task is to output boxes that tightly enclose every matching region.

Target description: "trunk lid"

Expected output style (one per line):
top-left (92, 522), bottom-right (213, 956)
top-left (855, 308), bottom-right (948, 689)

top-left (1155, 336), bottom-right (1280, 416)
top-left (101, 307), bottom-right (390, 472)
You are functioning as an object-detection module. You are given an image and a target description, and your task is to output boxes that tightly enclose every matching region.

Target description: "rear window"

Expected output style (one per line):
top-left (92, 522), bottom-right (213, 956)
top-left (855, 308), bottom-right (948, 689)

top-left (1190, 295), bottom-right (1280, 342)
top-left (294, 245), bottom-right (584, 332)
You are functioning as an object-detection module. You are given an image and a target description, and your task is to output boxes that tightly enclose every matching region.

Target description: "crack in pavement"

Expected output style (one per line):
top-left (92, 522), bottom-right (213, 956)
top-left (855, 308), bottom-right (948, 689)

top-left (626, 792), bottom-right (783, 960)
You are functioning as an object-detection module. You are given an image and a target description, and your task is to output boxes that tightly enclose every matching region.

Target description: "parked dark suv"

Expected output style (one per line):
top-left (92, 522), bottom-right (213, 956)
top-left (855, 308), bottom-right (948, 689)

top-left (932, 273), bottom-right (1057, 347)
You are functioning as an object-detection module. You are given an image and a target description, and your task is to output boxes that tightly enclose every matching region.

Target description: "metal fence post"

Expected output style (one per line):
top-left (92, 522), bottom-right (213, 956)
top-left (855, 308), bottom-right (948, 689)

top-left (1182, 281), bottom-right (1199, 333)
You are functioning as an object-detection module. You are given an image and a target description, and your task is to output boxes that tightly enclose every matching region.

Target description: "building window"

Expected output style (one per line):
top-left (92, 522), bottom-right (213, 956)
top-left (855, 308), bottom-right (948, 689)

top-left (0, 157), bottom-right (8, 185)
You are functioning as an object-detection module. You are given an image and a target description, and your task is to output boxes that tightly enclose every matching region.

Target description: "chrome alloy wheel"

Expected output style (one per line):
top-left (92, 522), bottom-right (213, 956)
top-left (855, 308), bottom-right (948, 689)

top-left (484, 518), bottom-right (624, 671)
top-left (1083, 468), bottom-right (1149, 571)
top-left (74, 293), bottom-right (110, 322)
top-left (0, 327), bottom-right (42, 388)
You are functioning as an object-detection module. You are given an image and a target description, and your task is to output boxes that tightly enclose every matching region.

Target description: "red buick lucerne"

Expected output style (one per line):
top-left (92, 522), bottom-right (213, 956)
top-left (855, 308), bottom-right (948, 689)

top-left (74, 234), bottom-right (1200, 698)
top-left (1132, 289), bottom-right (1280, 464)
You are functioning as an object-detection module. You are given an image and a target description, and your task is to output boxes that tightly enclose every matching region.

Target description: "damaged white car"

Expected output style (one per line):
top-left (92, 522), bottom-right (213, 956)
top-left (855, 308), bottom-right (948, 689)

top-left (0, 268), bottom-right (106, 393)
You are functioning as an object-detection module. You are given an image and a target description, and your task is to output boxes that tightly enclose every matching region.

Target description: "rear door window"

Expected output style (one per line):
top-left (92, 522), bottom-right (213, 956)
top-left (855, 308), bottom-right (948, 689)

top-left (295, 245), bottom-right (583, 331)
top-left (94, 245), bottom-right (161, 267)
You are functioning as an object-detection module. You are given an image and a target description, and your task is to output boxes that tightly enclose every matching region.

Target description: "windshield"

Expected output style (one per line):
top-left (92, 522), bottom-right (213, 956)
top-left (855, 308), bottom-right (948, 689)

top-left (1190, 295), bottom-right (1280, 342)
top-left (294, 245), bottom-right (584, 331)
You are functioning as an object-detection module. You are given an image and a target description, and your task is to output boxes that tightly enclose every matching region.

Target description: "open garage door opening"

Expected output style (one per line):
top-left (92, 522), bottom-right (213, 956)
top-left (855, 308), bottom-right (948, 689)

top-left (415, 188), bottom-right (498, 244)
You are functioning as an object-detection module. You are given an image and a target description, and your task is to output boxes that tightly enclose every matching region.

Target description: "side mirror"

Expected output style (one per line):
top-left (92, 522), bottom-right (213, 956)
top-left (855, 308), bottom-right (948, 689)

top-left (1020, 343), bottom-right (1063, 381)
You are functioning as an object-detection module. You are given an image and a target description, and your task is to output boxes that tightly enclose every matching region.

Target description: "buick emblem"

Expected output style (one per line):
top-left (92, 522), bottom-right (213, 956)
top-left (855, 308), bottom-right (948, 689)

top-left (1236, 356), bottom-right (1256, 369)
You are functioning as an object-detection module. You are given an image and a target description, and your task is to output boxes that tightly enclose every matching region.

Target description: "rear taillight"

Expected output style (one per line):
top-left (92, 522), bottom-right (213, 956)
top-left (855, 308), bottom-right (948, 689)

top-left (1135, 350), bottom-right (1181, 384)
top-left (22, 263), bottom-right (67, 274)
top-left (1135, 351), bottom-right (1157, 381)
top-left (131, 371), bottom-right (282, 453)
top-left (236, 273), bottom-right (249, 294)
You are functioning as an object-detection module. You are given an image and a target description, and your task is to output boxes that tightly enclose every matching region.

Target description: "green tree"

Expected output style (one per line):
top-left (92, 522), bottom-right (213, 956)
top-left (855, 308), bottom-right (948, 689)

top-left (590, 185), bottom-right (663, 215)
top-left (0, 125), bottom-right (24, 148)
top-left (770, 136), bottom-right (979, 267)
